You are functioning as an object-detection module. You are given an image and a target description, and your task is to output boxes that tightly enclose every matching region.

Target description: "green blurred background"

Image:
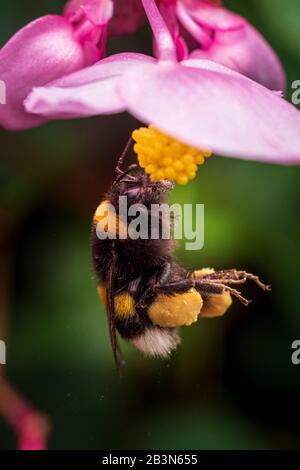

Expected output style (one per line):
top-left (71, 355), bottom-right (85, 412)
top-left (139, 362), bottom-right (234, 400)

top-left (1, 0), bottom-right (300, 450)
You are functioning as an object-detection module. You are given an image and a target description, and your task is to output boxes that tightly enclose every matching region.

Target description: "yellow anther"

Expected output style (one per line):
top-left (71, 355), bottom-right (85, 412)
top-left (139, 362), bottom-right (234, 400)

top-left (182, 154), bottom-right (194, 164)
top-left (162, 157), bottom-right (172, 166)
top-left (138, 157), bottom-right (147, 168)
top-left (164, 167), bottom-right (176, 180)
top-left (173, 160), bottom-right (184, 171)
top-left (145, 164), bottom-right (157, 174)
top-left (195, 155), bottom-right (205, 165)
top-left (132, 125), bottom-right (212, 185)
top-left (176, 175), bottom-right (189, 185)
top-left (151, 170), bottom-right (165, 181)
top-left (187, 163), bottom-right (197, 173)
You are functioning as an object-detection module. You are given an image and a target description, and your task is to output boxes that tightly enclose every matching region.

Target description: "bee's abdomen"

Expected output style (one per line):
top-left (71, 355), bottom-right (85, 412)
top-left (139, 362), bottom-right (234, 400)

top-left (113, 291), bottom-right (149, 339)
top-left (97, 285), bottom-right (150, 339)
top-left (131, 327), bottom-right (180, 358)
top-left (113, 293), bottom-right (181, 358)
top-left (97, 284), bottom-right (180, 357)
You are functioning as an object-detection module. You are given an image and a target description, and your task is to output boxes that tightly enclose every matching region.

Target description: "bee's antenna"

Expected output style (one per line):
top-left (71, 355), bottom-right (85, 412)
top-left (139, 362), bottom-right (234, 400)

top-left (115, 137), bottom-right (133, 176)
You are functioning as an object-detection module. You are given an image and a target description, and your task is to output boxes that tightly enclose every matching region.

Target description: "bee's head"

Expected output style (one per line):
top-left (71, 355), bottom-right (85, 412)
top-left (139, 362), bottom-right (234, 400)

top-left (110, 137), bottom-right (174, 208)
top-left (111, 170), bottom-right (174, 208)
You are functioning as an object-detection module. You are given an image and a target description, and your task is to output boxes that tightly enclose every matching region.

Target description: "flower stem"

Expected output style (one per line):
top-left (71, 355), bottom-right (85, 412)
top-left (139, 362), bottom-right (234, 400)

top-left (0, 246), bottom-right (50, 450)
top-left (0, 377), bottom-right (50, 450)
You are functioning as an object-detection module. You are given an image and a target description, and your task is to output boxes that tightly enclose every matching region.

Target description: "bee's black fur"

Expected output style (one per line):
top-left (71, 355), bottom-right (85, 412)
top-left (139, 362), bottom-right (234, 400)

top-left (92, 169), bottom-right (186, 363)
top-left (92, 159), bottom-right (270, 367)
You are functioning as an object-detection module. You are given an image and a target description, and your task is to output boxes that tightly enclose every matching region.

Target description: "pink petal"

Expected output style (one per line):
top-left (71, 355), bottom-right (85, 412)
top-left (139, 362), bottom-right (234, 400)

top-left (191, 23), bottom-right (286, 92)
top-left (119, 59), bottom-right (300, 164)
top-left (109, 0), bottom-right (146, 36)
top-left (0, 16), bottom-right (86, 130)
top-left (25, 53), bottom-right (155, 118)
top-left (64, 0), bottom-right (114, 26)
top-left (184, 1), bottom-right (246, 31)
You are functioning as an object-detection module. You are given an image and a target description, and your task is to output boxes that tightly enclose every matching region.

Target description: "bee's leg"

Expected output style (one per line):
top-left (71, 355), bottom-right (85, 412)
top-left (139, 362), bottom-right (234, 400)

top-left (128, 276), bottom-right (142, 296)
top-left (190, 270), bottom-right (232, 318)
top-left (155, 262), bottom-right (172, 285)
top-left (194, 280), bottom-right (251, 306)
top-left (191, 269), bottom-right (270, 306)
top-left (155, 278), bottom-right (215, 294)
top-left (150, 269), bottom-right (270, 322)
top-left (113, 276), bottom-right (143, 297)
top-left (155, 278), bottom-right (251, 306)
top-left (136, 262), bottom-right (171, 308)
top-left (200, 269), bottom-right (271, 291)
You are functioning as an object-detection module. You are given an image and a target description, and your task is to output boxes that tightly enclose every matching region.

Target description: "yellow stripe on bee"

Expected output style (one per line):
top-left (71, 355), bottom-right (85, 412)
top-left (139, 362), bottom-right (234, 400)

top-left (148, 288), bottom-right (203, 327)
top-left (97, 283), bottom-right (107, 306)
top-left (93, 200), bottom-right (127, 237)
top-left (114, 293), bottom-right (136, 318)
top-left (97, 285), bottom-right (136, 318)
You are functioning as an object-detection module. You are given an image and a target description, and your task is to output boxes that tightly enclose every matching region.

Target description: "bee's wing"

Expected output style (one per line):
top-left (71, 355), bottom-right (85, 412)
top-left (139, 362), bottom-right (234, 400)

top-left (106, 253), bottom-right (123, 371)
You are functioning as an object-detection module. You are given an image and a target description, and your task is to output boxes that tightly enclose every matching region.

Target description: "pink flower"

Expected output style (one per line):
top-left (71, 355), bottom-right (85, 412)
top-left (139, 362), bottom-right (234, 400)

top-left (63, 0), bottom-right (114, 63)
top-left (25, 0), bottom-right (300, 164)
top-left (0, 0), bottom-right (116, 130)
top-left (159, 0), bottom-right (286, 91)
top-left (109, 0), bottom-right (146, 36)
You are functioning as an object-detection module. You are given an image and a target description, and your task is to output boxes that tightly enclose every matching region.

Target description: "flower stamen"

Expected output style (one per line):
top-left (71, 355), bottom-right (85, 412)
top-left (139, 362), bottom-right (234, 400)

top-left (132, 125), bottom-right (212, 184)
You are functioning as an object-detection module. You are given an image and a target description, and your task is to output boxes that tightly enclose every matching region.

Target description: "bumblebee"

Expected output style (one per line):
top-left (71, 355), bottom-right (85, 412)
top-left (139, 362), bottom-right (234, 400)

top-left (91, 144), bottom-right (270, 366)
